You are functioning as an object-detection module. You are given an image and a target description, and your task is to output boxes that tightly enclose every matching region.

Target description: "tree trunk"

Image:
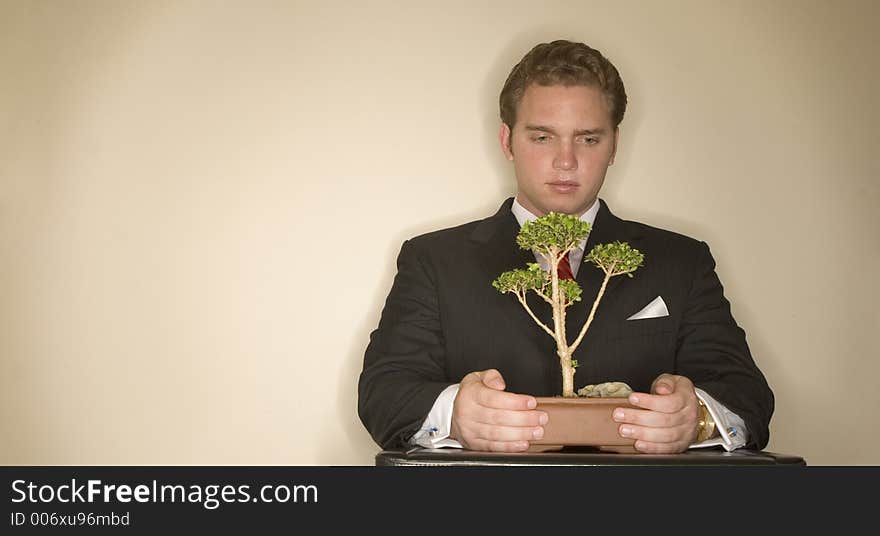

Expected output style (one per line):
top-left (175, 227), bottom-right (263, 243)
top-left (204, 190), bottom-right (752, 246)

top-left (559, 350), bottom-right (576, 397)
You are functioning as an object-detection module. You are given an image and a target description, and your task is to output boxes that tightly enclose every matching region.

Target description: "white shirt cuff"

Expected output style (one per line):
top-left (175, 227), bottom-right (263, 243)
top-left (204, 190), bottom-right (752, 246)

top-left (690, 388), bottom-right (749, 451)
top-left (409, 384), bottom-right (463, 449)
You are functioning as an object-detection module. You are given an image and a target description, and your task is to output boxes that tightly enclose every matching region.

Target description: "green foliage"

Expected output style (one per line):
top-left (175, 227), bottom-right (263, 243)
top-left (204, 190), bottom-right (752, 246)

top-left (491, 210), bottom-right (646, 398)
top-left (586, 241), bottom-right (645, 277)
top-left (492, 263), bottom-right (548, 294)
top-left (558, 279), bottom-right (582, 303)
top-left (516, 212), bottom-right (591, 256)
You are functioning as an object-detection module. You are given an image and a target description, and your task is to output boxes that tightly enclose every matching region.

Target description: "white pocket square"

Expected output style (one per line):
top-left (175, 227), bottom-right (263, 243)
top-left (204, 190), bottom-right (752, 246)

top-left (627, 296), bottom-right (669, 320)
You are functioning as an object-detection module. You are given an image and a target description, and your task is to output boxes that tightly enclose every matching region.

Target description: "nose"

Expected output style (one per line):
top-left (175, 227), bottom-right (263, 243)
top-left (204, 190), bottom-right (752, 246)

top-left (553, 142), bottom-right (577, 171)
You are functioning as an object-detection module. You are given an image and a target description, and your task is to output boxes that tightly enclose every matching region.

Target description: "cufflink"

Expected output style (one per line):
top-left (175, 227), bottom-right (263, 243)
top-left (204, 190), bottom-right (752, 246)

top-left (428, 426), bottom-right (439, 438)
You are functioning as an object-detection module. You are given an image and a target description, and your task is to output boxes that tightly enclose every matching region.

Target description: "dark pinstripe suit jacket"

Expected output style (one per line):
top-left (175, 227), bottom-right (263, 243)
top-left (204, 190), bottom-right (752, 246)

top-left (358, 198), bottom-right (773, 449)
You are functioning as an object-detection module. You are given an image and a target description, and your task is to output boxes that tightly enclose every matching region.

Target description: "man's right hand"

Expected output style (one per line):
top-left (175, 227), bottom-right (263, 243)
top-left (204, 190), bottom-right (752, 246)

top-left (449, 369), bottom-right (548, 452)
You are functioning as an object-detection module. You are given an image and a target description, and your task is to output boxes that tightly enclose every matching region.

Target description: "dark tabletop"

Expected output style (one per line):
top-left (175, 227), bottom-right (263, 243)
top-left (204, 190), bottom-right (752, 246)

top-left (376, 447), bottom-right (806, 466)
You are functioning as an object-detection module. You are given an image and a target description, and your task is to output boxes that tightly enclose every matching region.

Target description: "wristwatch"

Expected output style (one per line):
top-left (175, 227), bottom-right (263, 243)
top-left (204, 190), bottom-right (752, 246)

top-left (695, 398), bottom-right (717, 442)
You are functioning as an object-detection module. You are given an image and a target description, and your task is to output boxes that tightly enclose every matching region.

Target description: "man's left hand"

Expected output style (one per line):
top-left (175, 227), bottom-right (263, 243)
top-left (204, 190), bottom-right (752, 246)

top-left (612, 373), bottom-right (701, 454)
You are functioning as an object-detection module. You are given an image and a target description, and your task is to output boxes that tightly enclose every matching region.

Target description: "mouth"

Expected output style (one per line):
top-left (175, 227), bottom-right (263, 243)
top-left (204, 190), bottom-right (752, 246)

top-left (547, 181), bottom-right (579, 193)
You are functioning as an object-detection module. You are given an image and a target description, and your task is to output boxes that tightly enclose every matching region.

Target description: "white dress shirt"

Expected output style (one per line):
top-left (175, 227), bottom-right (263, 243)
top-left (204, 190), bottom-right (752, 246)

top-left (411, 197), bottom-right (748, 451)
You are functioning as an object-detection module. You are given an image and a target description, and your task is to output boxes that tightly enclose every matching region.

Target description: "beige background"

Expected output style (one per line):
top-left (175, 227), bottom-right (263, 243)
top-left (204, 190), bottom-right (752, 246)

top-left (1, 0), bottom-right (877, 466)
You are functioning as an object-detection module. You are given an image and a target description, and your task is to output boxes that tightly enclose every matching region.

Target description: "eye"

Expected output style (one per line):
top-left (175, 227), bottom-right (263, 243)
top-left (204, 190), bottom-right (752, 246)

top-left (531, 134), bottom-right (550, 143)
top-left (578, 136), bottom-right (599, 145)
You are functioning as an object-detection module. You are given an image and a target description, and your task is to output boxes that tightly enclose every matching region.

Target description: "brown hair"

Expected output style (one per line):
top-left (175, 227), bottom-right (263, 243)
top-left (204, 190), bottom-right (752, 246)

top-left (499, 40), bottom-right (627, 128)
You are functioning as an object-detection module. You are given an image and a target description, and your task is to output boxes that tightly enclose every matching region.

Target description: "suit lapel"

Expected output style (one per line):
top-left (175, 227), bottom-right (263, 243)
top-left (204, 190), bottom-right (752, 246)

top-left (471, 198), bottom-right (554, 329)
top-left (576, 199), bottom-right (627, 303)
top-left (470, 198), bottom-right (535, 281)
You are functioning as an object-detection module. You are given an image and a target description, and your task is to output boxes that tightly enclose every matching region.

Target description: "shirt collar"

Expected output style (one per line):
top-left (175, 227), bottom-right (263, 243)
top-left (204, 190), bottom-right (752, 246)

top-left (511, 197), bottom-right (600, 229)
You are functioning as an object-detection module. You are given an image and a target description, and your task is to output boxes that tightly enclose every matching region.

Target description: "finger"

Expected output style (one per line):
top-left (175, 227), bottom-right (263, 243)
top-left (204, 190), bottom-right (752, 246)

top-left (464, 438), bottom-right (532, 453)
top-left (633, 439), bottom-right (691, 454)
top-left (477, 368), bottom-right (506, 390)
top-left (612, 406), bottom-right (689, 428)
top-left (628, 391), bottom-right (686, 414)
top-left (476, 386), bottom-right (537, 411)
top-left (475, 407), bottom-right (548, 428)
top-left (470, 422), bottom-right (545, 443)
top-left (651, 373), bottom-right (676, 395)
top-left (462, 369), bottom-right (505, 390)
top-left (619, 422), bottom-right (695, 445)
top-left (457, 421), bottom-right (542, 451)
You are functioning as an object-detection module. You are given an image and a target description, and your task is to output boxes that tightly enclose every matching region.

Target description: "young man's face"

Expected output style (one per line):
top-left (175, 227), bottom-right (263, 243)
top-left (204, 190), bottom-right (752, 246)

top-left (499, 84), bottom-right (618, 217)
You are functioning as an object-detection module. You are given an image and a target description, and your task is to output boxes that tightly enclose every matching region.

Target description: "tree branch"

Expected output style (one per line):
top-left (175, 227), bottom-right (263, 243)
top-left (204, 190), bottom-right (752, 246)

top-left (568, 269), bottom-right (613, 355)
top-left (516, 292), bottom-right (555, 338)
top-left (534, 287), bottom-right (553, 304)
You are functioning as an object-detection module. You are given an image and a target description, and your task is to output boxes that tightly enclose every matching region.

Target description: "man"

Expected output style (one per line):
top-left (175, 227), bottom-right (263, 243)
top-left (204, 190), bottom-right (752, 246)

top-left (358, 40), bottom-right (774, 454)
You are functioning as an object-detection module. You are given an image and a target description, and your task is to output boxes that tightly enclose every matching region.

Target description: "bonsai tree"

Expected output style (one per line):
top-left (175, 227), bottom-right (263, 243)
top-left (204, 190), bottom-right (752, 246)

top-left (492, 212), bottom-right (644, 398)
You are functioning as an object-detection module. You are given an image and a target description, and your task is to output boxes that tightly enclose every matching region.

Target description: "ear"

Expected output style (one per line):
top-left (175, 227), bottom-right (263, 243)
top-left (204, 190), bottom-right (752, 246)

top-left (608, 127), bottom-right (619, 166)
top-left (499, 123), bottom-right (514, 161)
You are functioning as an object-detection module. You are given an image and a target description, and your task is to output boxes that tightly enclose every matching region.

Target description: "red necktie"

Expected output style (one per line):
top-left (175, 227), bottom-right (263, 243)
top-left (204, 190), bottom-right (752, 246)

top-left (557, 253), bottom-right (574, 280)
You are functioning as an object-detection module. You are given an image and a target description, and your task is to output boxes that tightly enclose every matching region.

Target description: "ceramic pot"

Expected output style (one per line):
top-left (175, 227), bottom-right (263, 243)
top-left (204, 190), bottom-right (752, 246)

top-left (529, 397), bottom-right (637, 453)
